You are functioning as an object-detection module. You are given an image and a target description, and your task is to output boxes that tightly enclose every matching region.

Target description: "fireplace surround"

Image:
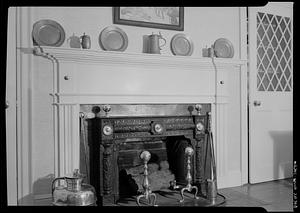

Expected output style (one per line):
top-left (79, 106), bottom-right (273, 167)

top-left (25, 46), bottom-right (247, 205)
top-left (80, 103), bottom-right (213, 206)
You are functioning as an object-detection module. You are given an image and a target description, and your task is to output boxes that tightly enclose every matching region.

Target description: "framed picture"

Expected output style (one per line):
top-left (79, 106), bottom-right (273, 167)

top-left (113, 7), bottom-right (184, 31)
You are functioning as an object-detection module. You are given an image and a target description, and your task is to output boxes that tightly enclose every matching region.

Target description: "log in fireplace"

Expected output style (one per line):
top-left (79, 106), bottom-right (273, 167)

top-left (80, 104), bottom-right (214, 206)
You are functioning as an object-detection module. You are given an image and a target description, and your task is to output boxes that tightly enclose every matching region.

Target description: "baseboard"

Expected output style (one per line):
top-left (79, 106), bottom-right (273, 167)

top-left (217, 170), bottom-right (242, 189)
top-left (34, 193), bottom-right (52, 200)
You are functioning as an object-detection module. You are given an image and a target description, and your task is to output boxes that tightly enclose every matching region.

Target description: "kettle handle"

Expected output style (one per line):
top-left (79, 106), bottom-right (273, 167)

top-left (159, 37), bottom-right (166, 49)
top-left (51, 177), bottom-right (66, 195)
top-left (80, 33), bottom-right (85, 39)
top-left (158, 32), bottom-right (166, 49)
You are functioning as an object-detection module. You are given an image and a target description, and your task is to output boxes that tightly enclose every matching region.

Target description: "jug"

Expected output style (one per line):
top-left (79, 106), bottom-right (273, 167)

top-left (67, 33), bottom-right (81, 48)
top-left (80, 33), bottom-right (91, 49)
top-left (52, 169), bottom-right (96, 206)
top-left (147, 32), bottom-right (166, 54)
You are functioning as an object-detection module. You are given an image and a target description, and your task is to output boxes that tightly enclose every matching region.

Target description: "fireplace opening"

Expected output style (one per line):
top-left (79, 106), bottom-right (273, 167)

top-left (118, 136), bottom-right (192, 199)
top-left (80, 104), bottom-right (212, 206)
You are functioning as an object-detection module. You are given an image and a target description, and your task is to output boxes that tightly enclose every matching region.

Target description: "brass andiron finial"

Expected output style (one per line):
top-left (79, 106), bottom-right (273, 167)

top-left (136, 151), bottom-right (157, 206)
top-left (195, 104), bottom-right (202, 115)
top-left (179, 146), bottom-right (199, 203)
top-left (102, 104), bottom-right (111, 117)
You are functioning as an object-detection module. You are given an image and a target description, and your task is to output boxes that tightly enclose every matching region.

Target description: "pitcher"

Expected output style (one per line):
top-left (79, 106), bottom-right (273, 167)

top-left (147, 32), bottom-right (166, 54)
top-left (67, 33), bottom-right (81, 48)
top-left (51, 169), bottom-right (96, 206)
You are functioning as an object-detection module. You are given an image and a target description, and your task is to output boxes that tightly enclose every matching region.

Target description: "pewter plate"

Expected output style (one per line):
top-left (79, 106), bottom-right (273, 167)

top-left (32, 19), bottom-right (65, 47)
top-left (170, 33), bottom-right (194, 56)
top-left (213, 38), bottom-right (234, 58)
top-left (99, 26), bottom-right (128, 51)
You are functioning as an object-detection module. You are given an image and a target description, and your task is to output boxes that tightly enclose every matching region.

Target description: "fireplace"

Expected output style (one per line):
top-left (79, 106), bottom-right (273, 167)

top-left (80, 103), bottom-right (214, 206)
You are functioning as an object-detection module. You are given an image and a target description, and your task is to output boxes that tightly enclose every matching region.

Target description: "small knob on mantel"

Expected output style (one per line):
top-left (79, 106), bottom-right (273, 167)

top-left (64, 75), bottom-right (70, 80)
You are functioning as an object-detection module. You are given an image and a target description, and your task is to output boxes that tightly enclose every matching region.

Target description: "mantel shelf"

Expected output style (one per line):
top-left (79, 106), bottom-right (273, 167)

top-left (33, 46), bottom-right (247, 69)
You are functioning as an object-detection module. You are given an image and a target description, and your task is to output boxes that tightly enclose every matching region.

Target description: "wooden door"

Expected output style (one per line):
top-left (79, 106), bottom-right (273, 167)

top-left (248, 3), bottom-right (293, 183)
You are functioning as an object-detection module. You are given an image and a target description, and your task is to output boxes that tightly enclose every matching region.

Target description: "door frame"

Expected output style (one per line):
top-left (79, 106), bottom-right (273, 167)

top-left (6, 7), bottom-right (18, 205)
top-left (239, 6), bottom-right (249, 186)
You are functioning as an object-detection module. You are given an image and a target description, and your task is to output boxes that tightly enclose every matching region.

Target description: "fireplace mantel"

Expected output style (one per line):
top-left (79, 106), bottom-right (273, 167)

top-left (34, 46), bottom-right (246, 69)
top-left (32, 46), bottom-right (247, 191)
top-left (33, 46), bottom-right (246, 105)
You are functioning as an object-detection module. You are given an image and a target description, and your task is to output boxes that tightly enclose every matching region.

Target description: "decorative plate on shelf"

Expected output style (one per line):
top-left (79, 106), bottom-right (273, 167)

top-left (99, 26), bottom-right (128, 51)
top-left (213, 38), bottom-right (234, 58)
top-left (32, 19), bottom-right (65, 47)
top-left (170, 33), bottom-right (194, 56)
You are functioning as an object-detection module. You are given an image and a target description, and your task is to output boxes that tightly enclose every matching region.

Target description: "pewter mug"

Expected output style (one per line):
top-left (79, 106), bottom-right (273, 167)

top-left (80, 33), bottom-right (91, 49)
top-left (67, 33), bottom-right (81, 48)
top-left (147, 32), bottom-right (166, 54)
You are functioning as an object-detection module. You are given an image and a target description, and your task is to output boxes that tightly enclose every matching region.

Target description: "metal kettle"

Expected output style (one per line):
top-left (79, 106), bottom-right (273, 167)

top-left (147, 32), bottom-right (166, 54)
top-left (52, 169), bottom-right (97, 206)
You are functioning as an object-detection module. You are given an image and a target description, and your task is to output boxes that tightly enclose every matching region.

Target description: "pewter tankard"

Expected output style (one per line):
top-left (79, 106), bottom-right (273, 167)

top-left (147, 32), bottom-right (166, 54)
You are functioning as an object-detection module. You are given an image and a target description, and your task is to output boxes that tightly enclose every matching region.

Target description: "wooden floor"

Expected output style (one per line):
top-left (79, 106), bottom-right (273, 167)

top-left (34, 178), bottom-right (294, 211)
top-left (218, 178), bottom-right (293, 211)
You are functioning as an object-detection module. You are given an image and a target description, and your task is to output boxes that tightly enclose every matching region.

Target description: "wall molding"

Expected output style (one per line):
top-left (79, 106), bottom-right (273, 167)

top-left (218, 170), bottom-right (243, 189)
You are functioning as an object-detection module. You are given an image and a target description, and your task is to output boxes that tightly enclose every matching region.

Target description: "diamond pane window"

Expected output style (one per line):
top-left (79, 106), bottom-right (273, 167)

top-left (288, 40), bottom-right (291, 51)
top-left (271, 57), bottom-right (278, 69)
top-left (284, 48), bottom-right (290, 59)
top-left (271, 37), bottom-right (278, 48)
top-left (267, 26), bottom-right (273, 39)
top-left (275, 28), bottom-right (282, 39)
top-left (272, 76), bottom-right (278, 90)
top-left (276, 48), bottom-right (283, 60)
top-left (256, 12), bottom-right (292, 92)
top-left (257, 55), bottom-right (262, 67)
top-left (267, 47), bottom-right (274, 59)
top-left (258, 25), bottom-right (265, 39)
top-left (281, 77), bottom-right (287, 89)
top-left (276, 85), bottom-right (283, 91)
top-left (284, 30), bottom-right (290, 42)
top-left (271, 18), bottom-right (278, 31)
top-left (284, 67), bottom-right (291, 79)
top-left (258, 46), bottom-right (265, 59)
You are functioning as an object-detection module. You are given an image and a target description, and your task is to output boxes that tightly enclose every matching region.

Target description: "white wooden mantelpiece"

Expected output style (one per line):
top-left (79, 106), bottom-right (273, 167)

top-left (34, 46), bottom-right (246, 68)
top-left (33, 46), bottom-right (246, 188)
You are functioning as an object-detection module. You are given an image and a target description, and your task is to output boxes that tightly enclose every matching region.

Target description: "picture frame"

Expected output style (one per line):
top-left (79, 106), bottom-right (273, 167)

top-left (113, 7), bottom-right (184, 31)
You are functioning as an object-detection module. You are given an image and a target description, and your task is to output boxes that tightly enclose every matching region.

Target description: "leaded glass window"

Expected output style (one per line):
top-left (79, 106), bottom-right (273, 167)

top-left (256, 12), bottom-right (292, 91)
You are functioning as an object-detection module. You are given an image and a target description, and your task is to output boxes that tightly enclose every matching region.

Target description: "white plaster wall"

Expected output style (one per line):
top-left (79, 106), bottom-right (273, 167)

top-left (30, 7), bottom-right (240, 58)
